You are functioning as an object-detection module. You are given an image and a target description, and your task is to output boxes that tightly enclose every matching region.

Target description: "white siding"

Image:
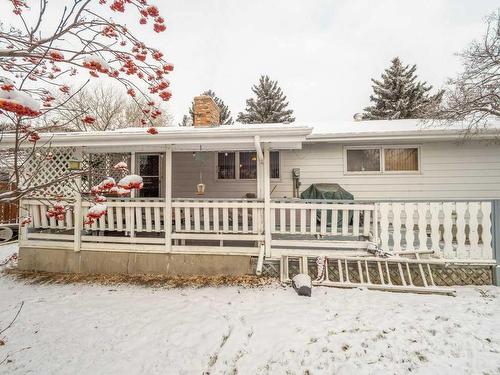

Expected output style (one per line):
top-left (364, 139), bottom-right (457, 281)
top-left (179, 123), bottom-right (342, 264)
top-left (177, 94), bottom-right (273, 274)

top-left (172, 152), bottom-right (257, 198)
top-left (171, 140), bottom-right (500, 200)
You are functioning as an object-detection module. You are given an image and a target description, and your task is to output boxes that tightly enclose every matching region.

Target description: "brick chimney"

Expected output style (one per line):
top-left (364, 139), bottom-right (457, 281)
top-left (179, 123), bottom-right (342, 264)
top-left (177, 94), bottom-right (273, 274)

top-left (193, 95), bottom-right (220, 127)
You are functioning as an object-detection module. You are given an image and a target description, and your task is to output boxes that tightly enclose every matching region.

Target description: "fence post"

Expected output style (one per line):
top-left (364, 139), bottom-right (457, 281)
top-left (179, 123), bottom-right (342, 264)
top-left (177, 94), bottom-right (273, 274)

top-left (492, 200), bottom-right (500, 286)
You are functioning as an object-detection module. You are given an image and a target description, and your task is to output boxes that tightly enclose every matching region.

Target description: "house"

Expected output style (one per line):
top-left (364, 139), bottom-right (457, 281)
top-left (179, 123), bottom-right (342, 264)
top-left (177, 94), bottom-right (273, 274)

top-left (2, 96), bottom-right (499, 286)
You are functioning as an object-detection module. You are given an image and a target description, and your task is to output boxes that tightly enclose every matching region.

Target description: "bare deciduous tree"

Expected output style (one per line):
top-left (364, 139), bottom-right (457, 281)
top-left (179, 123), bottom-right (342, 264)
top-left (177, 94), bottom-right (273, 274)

top-left (54, 84), bottom-right (172, 131)
top-left (437, 12), bottom-right (499, 131)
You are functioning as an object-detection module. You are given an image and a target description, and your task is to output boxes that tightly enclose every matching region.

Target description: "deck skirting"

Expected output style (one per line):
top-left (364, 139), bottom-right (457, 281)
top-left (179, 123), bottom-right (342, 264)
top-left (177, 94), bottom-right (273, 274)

top-left (18, 246), bottom-right (254, 276)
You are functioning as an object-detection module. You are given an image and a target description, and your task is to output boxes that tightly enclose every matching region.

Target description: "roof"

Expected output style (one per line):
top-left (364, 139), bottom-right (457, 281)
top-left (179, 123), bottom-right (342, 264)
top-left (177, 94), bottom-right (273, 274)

top-left (305, 119), bottom-right (500, 142)
top-left (0, 124), bottom-right (312, 152)
top-left (1, 119), bottom-right (498, 151)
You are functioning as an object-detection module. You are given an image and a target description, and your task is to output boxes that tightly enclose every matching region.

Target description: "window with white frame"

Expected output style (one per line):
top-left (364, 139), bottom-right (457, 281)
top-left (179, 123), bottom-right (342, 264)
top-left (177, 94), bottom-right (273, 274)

top-left (217, 151), bottom-right (280, 180)
top-left (345, 146), bottom-right (419, 173)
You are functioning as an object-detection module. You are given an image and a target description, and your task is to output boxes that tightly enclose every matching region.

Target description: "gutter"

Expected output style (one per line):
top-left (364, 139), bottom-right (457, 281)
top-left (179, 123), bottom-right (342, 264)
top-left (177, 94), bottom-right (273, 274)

top-left (0, 125), bottom-right (313, 149)
top-left (305, 128), bottom-right (500, 143)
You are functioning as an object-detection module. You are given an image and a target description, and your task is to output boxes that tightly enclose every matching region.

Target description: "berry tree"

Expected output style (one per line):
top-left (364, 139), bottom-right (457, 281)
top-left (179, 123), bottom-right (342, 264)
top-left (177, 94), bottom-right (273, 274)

top-left (0, 0), bottom-right (173, 223)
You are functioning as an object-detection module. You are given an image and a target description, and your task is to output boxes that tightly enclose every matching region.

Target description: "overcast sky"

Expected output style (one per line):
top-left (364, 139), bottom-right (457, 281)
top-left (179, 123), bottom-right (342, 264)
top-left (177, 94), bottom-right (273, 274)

top-left (159, 0), bottom-right (497, 125)
top-left (2, 0), bottom-right (497, 126)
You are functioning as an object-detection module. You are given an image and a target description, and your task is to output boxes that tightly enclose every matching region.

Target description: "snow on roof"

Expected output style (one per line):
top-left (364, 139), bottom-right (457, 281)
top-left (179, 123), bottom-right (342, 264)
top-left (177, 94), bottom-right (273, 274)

top-left (305, 118), bottom-right (500, 141)
top-left (109, 119), bottom-right (500, 143)
top-left (108, 123), bottom-right (302, 134)
top-left (1, 119), bottom-right (498, 151)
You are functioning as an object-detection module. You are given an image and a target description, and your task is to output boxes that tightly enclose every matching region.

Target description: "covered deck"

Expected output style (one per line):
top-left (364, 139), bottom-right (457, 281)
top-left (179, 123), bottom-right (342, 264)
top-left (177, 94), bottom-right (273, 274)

top-left (2, 124), bottom-right (494, 275)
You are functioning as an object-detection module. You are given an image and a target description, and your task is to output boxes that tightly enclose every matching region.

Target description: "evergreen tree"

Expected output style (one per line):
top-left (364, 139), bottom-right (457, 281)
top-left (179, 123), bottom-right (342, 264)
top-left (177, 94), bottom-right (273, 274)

top-left (188, 90), bottom-right (233, 125)
top-left (363, 57), bottom-right (443, 120)
top-left (178, 114), bottom-right (192, 127)
top-left (237, 75), bottom-right (295, 124)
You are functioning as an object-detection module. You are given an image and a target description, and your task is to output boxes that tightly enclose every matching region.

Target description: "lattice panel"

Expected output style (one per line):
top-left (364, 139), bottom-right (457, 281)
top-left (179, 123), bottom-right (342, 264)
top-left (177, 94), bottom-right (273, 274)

top-left (81, 153), bottom-right (130, 192)
top-left (26, 147), bottom-right (77, 198)
top-left (274, 257), bottom-right (493, 286)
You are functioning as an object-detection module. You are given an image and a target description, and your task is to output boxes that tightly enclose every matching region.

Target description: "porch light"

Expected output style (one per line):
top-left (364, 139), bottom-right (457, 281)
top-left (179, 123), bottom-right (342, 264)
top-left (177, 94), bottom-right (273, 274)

top-left (251, 154), bottom-right (257, 161)
top-left (68, 159), bottom-right (82, 171)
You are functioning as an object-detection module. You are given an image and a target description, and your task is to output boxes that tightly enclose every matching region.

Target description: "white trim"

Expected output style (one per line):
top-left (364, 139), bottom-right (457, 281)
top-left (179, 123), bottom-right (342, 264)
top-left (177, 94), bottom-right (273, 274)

top-left (1, 124), bottom-right (312, 149)
top-left (343, 145), bottom-right (421, 175)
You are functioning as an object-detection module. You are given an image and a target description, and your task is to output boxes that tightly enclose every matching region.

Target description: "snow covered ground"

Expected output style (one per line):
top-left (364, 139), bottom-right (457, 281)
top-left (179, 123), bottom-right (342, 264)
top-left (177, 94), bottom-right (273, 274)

top-left (1, 243), bottom-right (499, 375)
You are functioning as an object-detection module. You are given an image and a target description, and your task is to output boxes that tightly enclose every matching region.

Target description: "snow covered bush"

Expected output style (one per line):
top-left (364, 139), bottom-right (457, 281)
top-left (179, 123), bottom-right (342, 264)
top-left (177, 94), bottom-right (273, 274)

top-left (108, 186), bottom-right (131, 196)
top-left (113, 162), bottom-right (129, 172)
top-left (118, 175), bottom-right (144, 190)
top-left (0, 79), bottom-right (41, 117)
top-left (85, 204), bottom-right (108, 224)
top-left (98, 177), bottom-right (116, 192)
top-left (46, 202), bottom-right (66, 221)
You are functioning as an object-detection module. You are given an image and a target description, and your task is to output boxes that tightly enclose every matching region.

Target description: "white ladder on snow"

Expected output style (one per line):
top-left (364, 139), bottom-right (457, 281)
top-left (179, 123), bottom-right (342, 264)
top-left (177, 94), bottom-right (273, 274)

top-left (280, 253), bottom-right (456, 296)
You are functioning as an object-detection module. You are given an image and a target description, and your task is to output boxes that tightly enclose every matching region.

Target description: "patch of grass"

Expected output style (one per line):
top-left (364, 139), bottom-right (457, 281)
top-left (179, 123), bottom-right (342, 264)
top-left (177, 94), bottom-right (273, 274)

top-left (2, 267), bottom-right (278, 288)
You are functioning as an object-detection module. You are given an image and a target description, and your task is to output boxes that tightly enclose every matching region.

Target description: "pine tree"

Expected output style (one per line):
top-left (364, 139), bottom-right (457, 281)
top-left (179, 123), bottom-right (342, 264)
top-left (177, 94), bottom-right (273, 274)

top-left (237, 75), bottom-right (295, 124)
top-left (363, 57), bottom-right (443, 120)
top-left (178, 114), bottom-right (192, 127)
top-left (188, 90), bottom-right (233, 125)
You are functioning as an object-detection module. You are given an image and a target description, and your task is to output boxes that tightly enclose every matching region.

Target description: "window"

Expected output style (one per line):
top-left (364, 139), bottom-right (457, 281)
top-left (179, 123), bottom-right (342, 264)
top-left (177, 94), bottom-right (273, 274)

top-left (384, 148), bottom-right (418, 171)
top-left (137, 154), bottom-right (161, 197)
top-left (217, 151), bottom-right (280, 180)
top-left (217, 152), bottom-right (235, 179)
top-left (346, 149), bottom-right (380, 172)
top-left (239, 152), bottom-right (257, 179)
top-left (270, 152), bottom-right (280, 179)
top-left (345, 146), bottom-right (419, 173)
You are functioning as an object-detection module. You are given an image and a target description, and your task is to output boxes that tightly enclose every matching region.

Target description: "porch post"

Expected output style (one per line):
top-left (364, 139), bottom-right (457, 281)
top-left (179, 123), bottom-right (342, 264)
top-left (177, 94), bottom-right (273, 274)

top-left (255, 135), bottom-right (264, 199)
top-left (73, 147), bottom-right (83, 252)
top-left (263, 144), bottom-right (272, 257)
top-left (130, 151), bottom-right (136, 198)
top-left (164, 145), bottom-right (172, 252)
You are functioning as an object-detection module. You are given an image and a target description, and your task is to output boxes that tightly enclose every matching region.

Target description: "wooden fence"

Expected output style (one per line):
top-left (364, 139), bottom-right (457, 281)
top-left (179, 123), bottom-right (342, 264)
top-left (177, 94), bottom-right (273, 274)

top-left (0, 183), bottom-right (18, 224)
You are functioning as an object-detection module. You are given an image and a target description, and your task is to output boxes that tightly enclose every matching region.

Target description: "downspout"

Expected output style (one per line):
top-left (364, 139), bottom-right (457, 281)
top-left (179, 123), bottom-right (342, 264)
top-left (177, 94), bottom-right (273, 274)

top-left (254, 135), bottom-right (265, 275)
top-left (254, 135), bottom-right (264, 162)
top-left (492, 200), bottom-right (500, 286)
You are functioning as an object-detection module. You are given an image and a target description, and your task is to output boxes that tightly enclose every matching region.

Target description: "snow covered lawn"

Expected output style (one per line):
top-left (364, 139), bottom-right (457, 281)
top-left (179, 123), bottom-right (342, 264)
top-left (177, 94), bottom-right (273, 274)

top-left (1, 243), bottom-right (499, 374)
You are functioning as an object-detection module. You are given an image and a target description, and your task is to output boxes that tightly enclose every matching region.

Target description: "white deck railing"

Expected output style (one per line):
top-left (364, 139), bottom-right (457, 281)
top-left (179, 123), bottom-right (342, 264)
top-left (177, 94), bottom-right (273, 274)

top-left (19, 198), bottom-right (495, 261)
top-left (376, 201), bottom-right (493, 260)
top-left (270, 199), bottom-right (376, 238)
top-left (172, 199), bottom-right (264, 235)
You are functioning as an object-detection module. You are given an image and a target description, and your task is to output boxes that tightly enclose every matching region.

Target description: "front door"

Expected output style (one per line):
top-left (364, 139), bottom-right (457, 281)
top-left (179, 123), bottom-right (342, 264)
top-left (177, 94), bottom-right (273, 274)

top-left (137, 153), bottom-right (162, 198)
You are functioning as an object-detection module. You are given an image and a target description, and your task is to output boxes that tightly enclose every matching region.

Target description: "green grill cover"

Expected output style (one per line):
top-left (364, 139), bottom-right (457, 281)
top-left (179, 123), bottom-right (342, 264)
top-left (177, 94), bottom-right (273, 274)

top-left (300, 183), bottom-right (354, 227)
